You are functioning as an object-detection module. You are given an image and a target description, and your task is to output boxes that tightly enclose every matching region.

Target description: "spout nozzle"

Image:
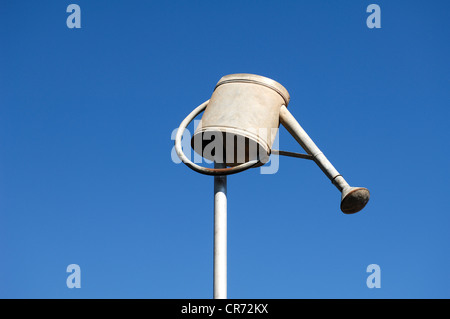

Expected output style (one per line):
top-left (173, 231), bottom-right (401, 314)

top-left (340, 187), bottom-right (370, 214)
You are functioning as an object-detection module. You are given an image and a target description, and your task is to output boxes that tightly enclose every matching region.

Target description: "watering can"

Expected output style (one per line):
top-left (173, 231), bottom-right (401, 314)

top-left (175, 74), bottom-right (370, 214)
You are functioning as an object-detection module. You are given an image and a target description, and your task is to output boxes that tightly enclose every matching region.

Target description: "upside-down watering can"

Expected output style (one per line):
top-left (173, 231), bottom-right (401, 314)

top-left (175, 74), bottom-right (370, 214)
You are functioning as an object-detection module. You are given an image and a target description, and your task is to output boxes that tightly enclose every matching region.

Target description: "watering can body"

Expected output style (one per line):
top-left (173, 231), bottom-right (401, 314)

top-left (191, 74), bottom-right (290, 167)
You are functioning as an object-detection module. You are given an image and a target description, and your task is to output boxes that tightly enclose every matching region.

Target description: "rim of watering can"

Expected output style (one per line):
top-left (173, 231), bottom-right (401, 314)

top-left (192, 126), bottom-right (272, 167)
top-left (215, 73), bottom-right (290, 106)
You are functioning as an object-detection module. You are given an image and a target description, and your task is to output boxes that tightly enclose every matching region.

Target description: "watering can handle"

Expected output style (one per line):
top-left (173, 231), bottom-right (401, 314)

top-left (174, 100), bottom-right (260, 176)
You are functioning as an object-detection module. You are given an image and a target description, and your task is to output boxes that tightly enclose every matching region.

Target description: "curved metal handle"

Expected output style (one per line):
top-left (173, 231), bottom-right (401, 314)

top-left (174, 100), bottom-right (260, 176)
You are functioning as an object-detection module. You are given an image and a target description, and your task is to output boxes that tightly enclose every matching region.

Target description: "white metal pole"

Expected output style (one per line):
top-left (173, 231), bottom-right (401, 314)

top-left (213, 162), bottom-right (227, 299)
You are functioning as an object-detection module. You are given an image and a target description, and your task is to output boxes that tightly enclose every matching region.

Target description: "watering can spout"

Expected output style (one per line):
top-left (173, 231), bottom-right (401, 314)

top-left (340, 187), bottom-right (370, 214)
top-left (279, 105), bottom-right (370, 214)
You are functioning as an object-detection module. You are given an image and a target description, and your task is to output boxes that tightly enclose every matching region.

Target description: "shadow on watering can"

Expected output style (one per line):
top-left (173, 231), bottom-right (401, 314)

top-left (174, 74), bottom-right (370, 214)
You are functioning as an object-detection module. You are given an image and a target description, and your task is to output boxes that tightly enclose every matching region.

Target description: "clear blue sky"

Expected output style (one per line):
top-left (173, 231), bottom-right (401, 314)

top-left (1, 0), bottom-right (449, 298)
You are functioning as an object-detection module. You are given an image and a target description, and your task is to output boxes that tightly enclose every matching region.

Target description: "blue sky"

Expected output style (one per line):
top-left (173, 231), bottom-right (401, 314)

top-left (1, 0), bottom-right (449, 298)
